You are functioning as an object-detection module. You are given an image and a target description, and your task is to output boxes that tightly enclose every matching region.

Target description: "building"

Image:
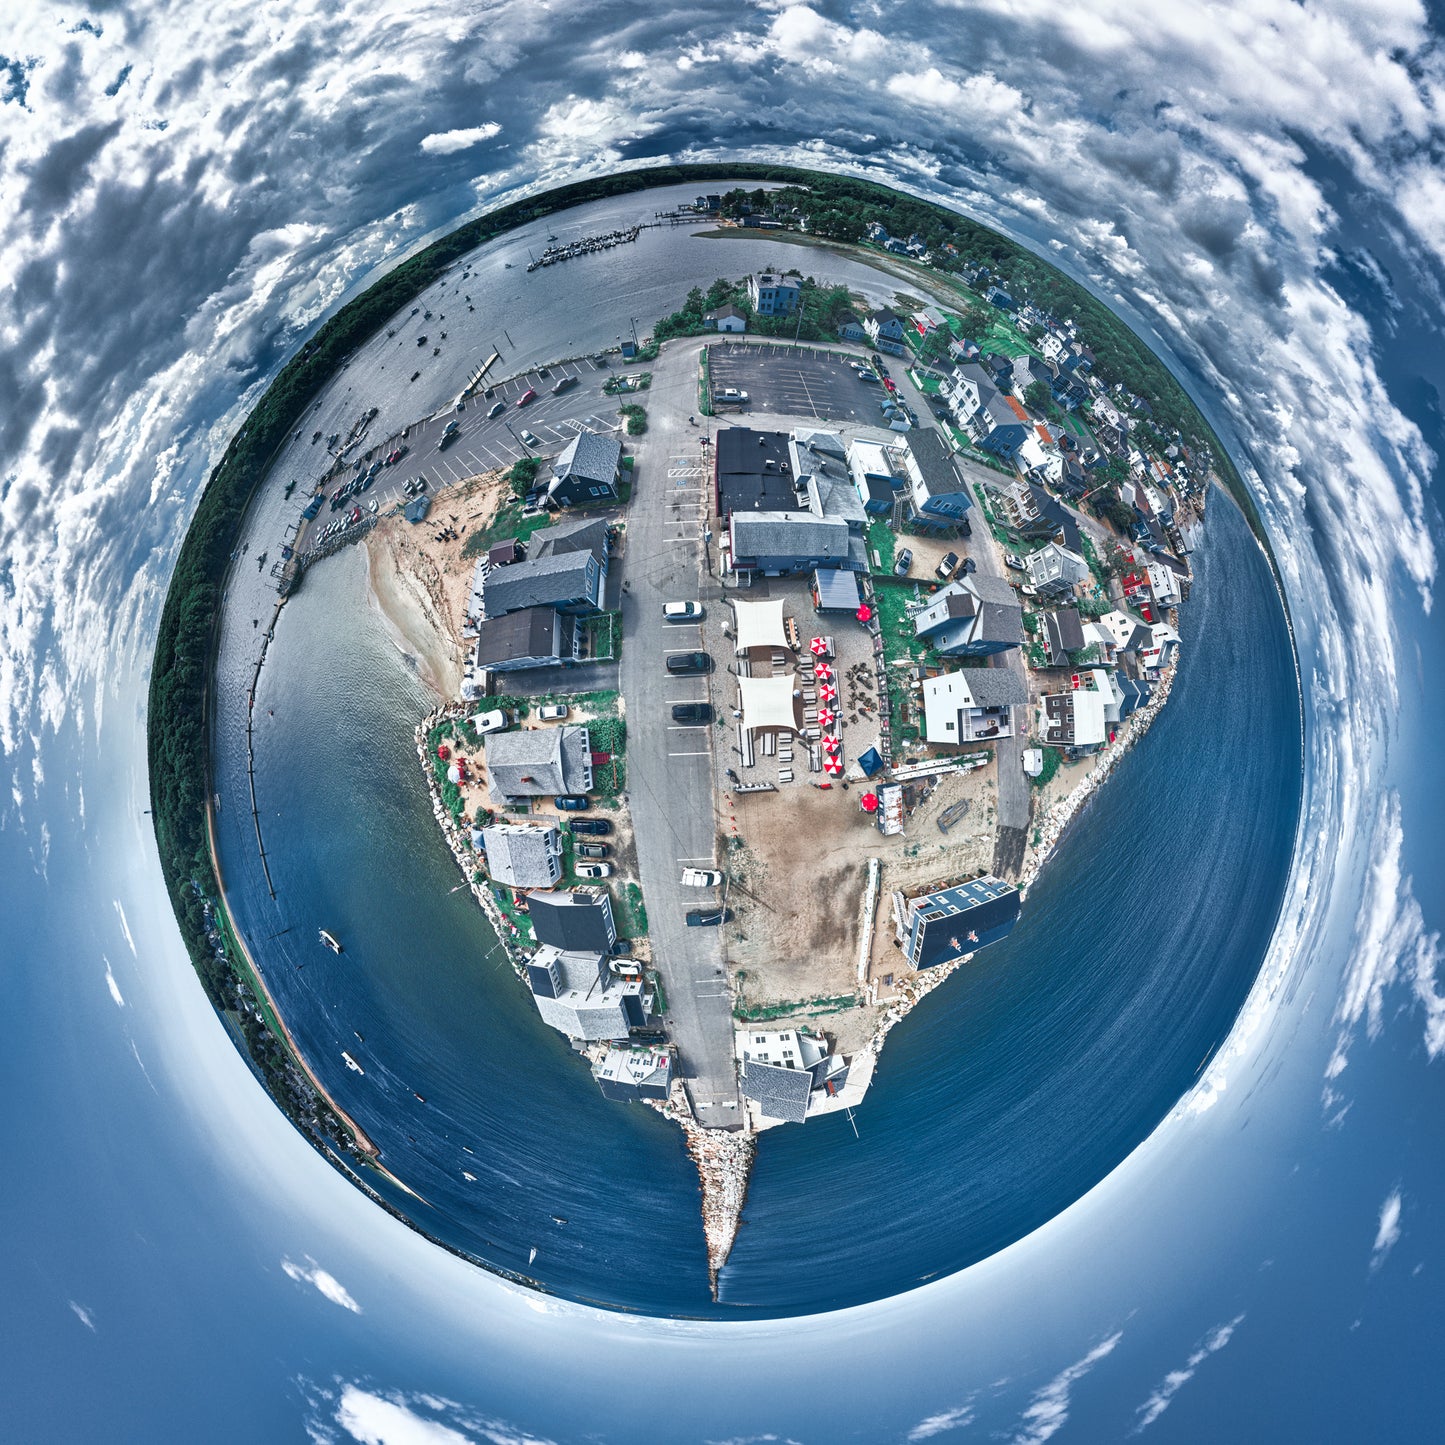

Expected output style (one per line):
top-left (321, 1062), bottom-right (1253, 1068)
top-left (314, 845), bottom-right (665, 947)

top-left (473, 605), bottom-right (575, 674)
top-left (481, 823), bottom-right (563, 889)
top-left (1041, 606), bottom-right (1086, 667)
top-left (913, 575), bottom-right (1023, 657)
top-left (735, 1028), bottom-right (849, 1124)
top-left (704, 303), bottom-right (747, 333)
top-left (848, 437), bottom-right (905, 516)
top-left (527, 945), bottom-right (647, 1041)
top-left (985, 285), bottom-right (1017, 311)
top-left (836, 310), bottom-right (867, 343)
top-left (864, 309), bottom-right (908, 355)
top-left (747, 272), bottom-right (800, 316)
top-left (592, 1047), bottom-right (673, 1102)
top-left (484, 726), bottom-right (593, 801)
top-left (791, 429), bottom-right (867, 535)
top-left (715, 426), bottom-right (796, 517)
top-left (921, 668), bottom-right (1028, 744)
top-left (983, 474), bottom-right (1043, 533)
top-left (728, 511), bottom-right (863, 577)
top-left (900, 429), bottom-right (973, 532)
top-left (895, 875), bottom-right (1021, 971)
top-left (1024, 542), bottom-right (1091, 599)
top-left (403, 494), bottom-right (431, 524)
top-left (475, 545), bottom-right (605, 620)
top-left (527, 887), bottom-right (616, 954)
top-left (1040, 687), bottom-right (1109, 751)
top-left (547, 428), bottom-right (622, 508)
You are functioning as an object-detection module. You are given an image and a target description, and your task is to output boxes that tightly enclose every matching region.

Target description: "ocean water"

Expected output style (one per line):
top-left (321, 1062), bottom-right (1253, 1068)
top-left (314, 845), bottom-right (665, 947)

top-left (207, 204), bottom-right (1302, 1317)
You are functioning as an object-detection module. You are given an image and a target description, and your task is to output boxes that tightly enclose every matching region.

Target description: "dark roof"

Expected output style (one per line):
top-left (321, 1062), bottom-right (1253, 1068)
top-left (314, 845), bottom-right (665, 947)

top-left (740, 1059), bottom-right (812, 1124)
top-left (474, 607), bottom-right (565, 669)
top-left (911, 877), bottom-right (1021, 968)
top-left (956, 666), bottom-right (1028, 707)
top-left (487, 538), bottom-right (525, 566)
top-left (706, 303), bottom-right (746, 321)
top-left (1042, 607), bottom-right (1086, 665)
top-left (403, 495), bottom-right (431, 523)
top-left (528, 889), bottom-right (615, 953)
top-left (533, 516), bottom-right (608, 562)
top-left (552, 429), bottom-right (621, 486)
top-left (907, 429), bottom-right (970, 502)
top-left (482, 552), bottom-right (596, 617)
top-left (716, 426), bottom-right (796, 515)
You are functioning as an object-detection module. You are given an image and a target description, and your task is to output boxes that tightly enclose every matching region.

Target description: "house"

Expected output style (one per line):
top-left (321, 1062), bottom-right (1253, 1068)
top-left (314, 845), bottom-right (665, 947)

top-left (976, 394), bottom-right (1035, 461)
top-left (900, 429), bottom-right (973, 532)
top-left (1027, 486), bottom-right (1084, 551)
top-left (791, 429), bottom-right (867, 535)
top-left (484, 726), bottom-right (593, 802)
top-left (527, 887), bottom-right (616, 954)
top-left (983, 474), bottom-right (1042, 533)
top-left (473, 605), bottom-right (576, 674)
top-left (526, 945), bottom-right (647, 1041)
top-left (942, 362), bottom-right (998, 428)
top-left (547, 428), bottom-right (622, 507)
top-left (747, 272), bottom-right (800, 316)
top-left (913, 575), bottom-right (1023, 657)
top-left (736, 1027), bottom-right (849, 1124)
top-left (728, 511), bottom-right (863, 577)
top-left (476, 548), bottom-right (605, 619)
top-left (884, 237), bottom-right (910, 255)
top-left (836, 310), bottom-right (868, 343)
top-left (848, 437), bottom-right (906, 516)
top-left (532, 515), bottom-right (611, 565)
top-left (403, 494), bottom-right (432, 524)
top-left (985, 285), bottom-right (1017, 311)
top-left (705, 303), bottom-right (747, 333)
top-left (864, 220), bottom-right (890, 245)
top-left (1011, 354), bottom-right (1055, 398)
top-left (921, 668), bottom-right (1028, 744)
top-left (715, 426), bottom-right (796, 516)
top-left (1041, 607), bottom-right (1087, 667)
top-left (864, 309), bottom-right (908, 355)
top-left (1024, 542), bottom-right (1090, 598)
top-left (895, 875), bottom-right (1021, 971)
top-left (481, 823), bottom-right (563, 889)
top-left (592, 1047), bottom-right (673, 1102)
top-left (1040, 684), bottom-right (1110, 752)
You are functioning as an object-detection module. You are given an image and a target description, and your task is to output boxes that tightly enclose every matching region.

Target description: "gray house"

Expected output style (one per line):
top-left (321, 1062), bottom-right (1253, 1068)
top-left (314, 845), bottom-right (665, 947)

top-left (484, 726), bottom-right (593, 801)
top-left (592, 1047), bottom-right (673, 1102)
top-left (1024, 542), bottom-right (1091, 599)
top-left (913, 575), bottom-right (1023, 657)
top-left (902, 429), bottom-right (973, 532)
top-left (728, 511), bottom-right (864, 577)
top-left (526, 946), bottom-right (647, 1041)
top-left (527, 887), bottom-right (617, 954)
top-left (480, 549), bottom-right (604, 619)
top-left (473, 606), bottom-right (576, 673)
top-left (548, 429), bottom-right (622, 508)
top-left (747, 272), bottom-right (800, 316)
top-left (482, 823), bottom-right (563, 889)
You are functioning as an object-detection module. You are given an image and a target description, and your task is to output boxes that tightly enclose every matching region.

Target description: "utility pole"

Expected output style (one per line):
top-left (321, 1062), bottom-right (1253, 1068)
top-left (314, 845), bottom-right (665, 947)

top-left (504, 420), bottom-right (531, 455)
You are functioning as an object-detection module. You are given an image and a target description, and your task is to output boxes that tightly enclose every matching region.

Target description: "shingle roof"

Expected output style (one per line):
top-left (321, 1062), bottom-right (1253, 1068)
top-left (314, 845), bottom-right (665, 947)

top-left (907, 428), bottom-right (969, 501)
top-left (482, 824), bottom-right (560, 889)
top-left (954, 667), bottom-right (1028, 707)
top-left (482, 552), bottom-right (596, 618)
top-left (552, 428), bottom-right (621, 486)
top-left (486, 725), bottom-right (591, 797)
top-left (533, 516), bottom-right (608, 562)
top-left (527, 889), bottom-right (615, 953)
top-left (740, 1059), bottom-right (813, 1124)
top-left (730, 511), bottom-right (855, 566)
top-left (474, 607), bottom-right (564, 670)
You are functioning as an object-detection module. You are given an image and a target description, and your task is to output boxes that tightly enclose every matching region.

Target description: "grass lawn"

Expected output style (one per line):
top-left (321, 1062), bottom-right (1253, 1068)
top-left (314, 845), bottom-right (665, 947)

top-left (612, 880), bottom-right (648, 939)
top-left (867, 519), bottom-right (896, 573)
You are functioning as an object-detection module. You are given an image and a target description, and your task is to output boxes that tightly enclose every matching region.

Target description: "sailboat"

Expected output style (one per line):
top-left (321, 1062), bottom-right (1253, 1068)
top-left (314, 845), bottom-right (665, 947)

top-left (528, 1247), bottom-right (538, 1265)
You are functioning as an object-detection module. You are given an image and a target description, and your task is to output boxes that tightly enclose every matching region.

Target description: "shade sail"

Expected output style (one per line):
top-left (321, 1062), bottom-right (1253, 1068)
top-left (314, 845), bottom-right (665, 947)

top-left (732, 597), bottom-right (789, 654)
top-left (737, 672), bottom-right (802, 736)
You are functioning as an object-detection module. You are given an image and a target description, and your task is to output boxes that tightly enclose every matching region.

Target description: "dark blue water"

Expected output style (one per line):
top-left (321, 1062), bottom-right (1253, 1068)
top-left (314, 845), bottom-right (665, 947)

top-left (206, 196), bottom-right (1302, 1314)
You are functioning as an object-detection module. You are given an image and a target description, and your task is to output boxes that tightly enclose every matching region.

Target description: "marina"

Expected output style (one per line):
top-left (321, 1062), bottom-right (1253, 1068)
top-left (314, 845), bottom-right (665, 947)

top-left (526, 225), bottom-right (643, 270)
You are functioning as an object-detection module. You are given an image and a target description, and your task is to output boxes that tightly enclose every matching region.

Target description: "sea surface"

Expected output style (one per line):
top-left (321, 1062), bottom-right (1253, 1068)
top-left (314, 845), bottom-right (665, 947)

top-left (208, 193), bottom-right (1302, 1316)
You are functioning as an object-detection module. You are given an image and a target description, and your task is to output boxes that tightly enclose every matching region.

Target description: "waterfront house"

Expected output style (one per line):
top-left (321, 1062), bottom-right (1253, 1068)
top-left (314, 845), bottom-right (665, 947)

top-left (921, 668), bottom-right (1028, 745)
top-left (1040, 684), bottom-right (1109, 752)
top-left (895, 875), bottom-right (1021, 971)
top-left (547, 428), bottom-right (622, 508)
top-left (727, 511), bottom-right (863, 578)
top-left (592, 1047), bottom-right (673, 1102)
top-left (526, 945), bottom-right (647, 1041)
top-left (836, 310), bottom-right (868, 343)
top-left (482, 823), bottom-right (563, 890)
top-left (473, 605), bottom-right (576, 674)
top-left (478, 547), bottom-right (604, 620)
top-left (527, 887), bottom-right (616, 954)
top-left (864, 309), bottom-right (908, 355)
top-left (705, 303), bottom-right (747, 333)
top-left (913, 575), bottom-right (1023, 657)
top-left (747, 272), bottom-right (800, 316)
top-left (735, 1028), bottom-right (849, 1125)
top-left (484, 726), bottom-right (593, 802)
top-left (900, 429), bottom-right (973, 533)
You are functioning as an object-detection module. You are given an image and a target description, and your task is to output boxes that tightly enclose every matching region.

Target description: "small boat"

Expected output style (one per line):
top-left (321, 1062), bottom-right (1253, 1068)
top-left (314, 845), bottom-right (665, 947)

top-left (463, 1171), bottom-right (477, 1182)
top-left (413, 1092), bottom-right (426, 1103)
top-left (551, 1216), bottom-right (568, 1226)
top-left (461, 1146), bottom-right (474, 1155)
top-left (353, 1030), bottom-right (364, 1043)
top-left (342, 1052), bottom-right (364, 1074)
top-left (319, 929), bottom-right (342, 953)
top-left (528, 1247), bottom-right (538, 1265)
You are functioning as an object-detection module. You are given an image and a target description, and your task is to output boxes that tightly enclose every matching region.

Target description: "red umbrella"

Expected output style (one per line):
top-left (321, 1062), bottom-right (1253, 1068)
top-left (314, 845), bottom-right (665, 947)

top-left (856, 603), bottom-right (873, 623)
top-left (824, 734), bottom-right (842, 754)
top-left (860, 792), bottom-right (879, 812)
top-left (824, 757), bottom-right (844, 776)
top-left (818, 683), bottom-right (839, 705)
top-left (816, 706), bottom-right (836, 728)
top-left (809, 636), bottom-right (828, 656)
top-left (814, 662), bottom-right (833, 681)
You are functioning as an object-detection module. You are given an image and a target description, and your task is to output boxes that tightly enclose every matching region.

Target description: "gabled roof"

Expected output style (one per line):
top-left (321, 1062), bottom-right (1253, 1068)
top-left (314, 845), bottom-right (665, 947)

top-left (730, 511), bottom-right (855, 566)
top-left (528, 889), bottom-right (615, 953)
top-left (482, 551), bottom-right (597, 618)
top-left (473, 607), bottom-right (565, 669)
top-left (552, 428), bottom-right (621, 486)
top-left (533, 515), bottom-right (608, 563)
top-left (739, 1058), bottom-right (813, 1124)
top-left (482, 824), bottom-right (560, 889)
top-left (906, 428), bottom-right (969, 501)
top-left (485, 726), bottom-right (591, 797)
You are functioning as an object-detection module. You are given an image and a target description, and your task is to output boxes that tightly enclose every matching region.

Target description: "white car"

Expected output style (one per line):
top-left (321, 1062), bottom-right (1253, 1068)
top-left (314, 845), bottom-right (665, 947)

top-left (537, 703), bottom-right (569, 721)
top-left (1004, 552), bottom-right (1026, 571)
top-left (519, 429), bottom-right (541, 447)
top-left (662, 601), bottom-right (704, 622)
top-left (681, 868), bottom-right (723, 887)
top-left (576, 863), bottom-right (612, 879)
top-left (469, 708), bottom-right (512, 735)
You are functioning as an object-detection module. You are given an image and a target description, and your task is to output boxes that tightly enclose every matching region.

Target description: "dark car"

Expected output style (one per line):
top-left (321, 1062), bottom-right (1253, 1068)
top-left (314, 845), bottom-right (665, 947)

top-left (671, 702), bottom-right (714, 724)
top-left (554, 795), bottom-right (589, 811)
top-left (665, 651), bottom-right (713, 675)
top-left (577, 842), bottom-right (611, 860)
top-left (487, 401), bottom-right (505, 419)
top-left (686, 908), bottom-right (732, 927)
top-left (568, 818), bottom-right (613, 836)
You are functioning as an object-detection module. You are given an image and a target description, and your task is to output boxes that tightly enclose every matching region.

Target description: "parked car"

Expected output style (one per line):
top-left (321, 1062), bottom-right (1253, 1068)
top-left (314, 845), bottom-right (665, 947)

top-left (577, 863), bottom-right (612, 879)
top-left (487, 401), bottom-right (505, 419)
top-left (662, 600), bottom-right (704, 622)
top-left (386, 447), bottom-right (406, 465)
top-left (516, 388), bottom-right (537, 407)
top-left (685, 908), bottom-right (732, 927)
top-left (961, 557), bottom-right (977, 575)
top-left (568, 818), bottom-right (612, 836)
top-left (519, 429), bottom-right (541, 447)
top-left (577, 842), bottom-right (611, 860)
top-left (715, 386), bottom-right (749, 403)
top-left (671, 702), bottom-right (714, 724)
top-left (681, 868), bottom-right (724, 887)
top-left (936, 551), bottom-right (959, 579)
top-left (893, 548), bottom-right (914, 576)
top-left (551, 375), bottom-right (578, 394)
top-left (1004, 552), bottom-right (1025, 571)
top-left (554, 795), bottom-right (589, 811)
top-left (666, 651), bottom-right (713, 675)
top-left (859, 371), bottom-right (882, 384)
top-left (468, 708), bottom-right (512, 735)
top-left (538, 703), bottom-right (569, 721)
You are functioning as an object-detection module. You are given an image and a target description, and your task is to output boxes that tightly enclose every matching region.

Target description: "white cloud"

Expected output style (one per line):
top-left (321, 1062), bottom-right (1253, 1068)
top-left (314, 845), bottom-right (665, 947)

top-left (1132, 1315), bottom-right (1244, 1432)
top-left (104, 957), bottom-right (124, 1007)
top-left (282, 1256), bottom-right (362, 1314)
top-left (68, 1300), bottom-right (97, 1331)
top-left (1371, 1188), bottom-right (1403, 1271)
top-left (1011, 1332), bottom-right (1122, 1444)
top-left (113, 900), bottom-right (136, 956)
top-left (419, 125), bottom-right (501, 156)
top-left (323, 1385), bottom-right (559, 1445)
top-left (908, 1403), bottom-right (975, 1439)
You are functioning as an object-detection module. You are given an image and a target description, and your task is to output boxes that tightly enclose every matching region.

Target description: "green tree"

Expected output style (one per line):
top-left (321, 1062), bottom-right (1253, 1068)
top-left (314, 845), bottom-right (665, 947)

top-left (1024, 380), bottom-right (1051, 412)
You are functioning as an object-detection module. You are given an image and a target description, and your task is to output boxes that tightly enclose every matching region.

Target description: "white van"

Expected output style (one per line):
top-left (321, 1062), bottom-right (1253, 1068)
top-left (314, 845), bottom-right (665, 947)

top-left (681, 868), bottom-right (723, 887)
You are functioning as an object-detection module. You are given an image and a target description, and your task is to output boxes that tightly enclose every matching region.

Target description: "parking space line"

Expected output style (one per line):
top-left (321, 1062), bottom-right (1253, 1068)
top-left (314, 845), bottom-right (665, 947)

top-left (668, 749), bottom-right (712, 758)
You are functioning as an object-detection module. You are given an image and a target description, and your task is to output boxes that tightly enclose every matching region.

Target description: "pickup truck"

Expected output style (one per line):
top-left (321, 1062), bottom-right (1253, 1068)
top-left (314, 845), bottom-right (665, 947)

top-left (468, 708), bottom-right (513, 735)
top-left (681, 868), bottom-right (723, 887)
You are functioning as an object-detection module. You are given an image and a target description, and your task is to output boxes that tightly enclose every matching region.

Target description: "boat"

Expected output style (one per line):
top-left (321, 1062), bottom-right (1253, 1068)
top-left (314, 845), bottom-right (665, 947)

top-left (463, 1171), bottom-right (477, 1182)
top-left (528, 1247), bottom-right (538, 1265)
top-left (342, 1051), bottom-right (364, 1074)
top-left (551, 1216), bottom-right (568, 1225)
top-left (413, 1092), bottom-right (426, 1103)
top-left (319, 929), bottom-right (342, 953)
top-left (353, 1030), bottom-right (364, 1042)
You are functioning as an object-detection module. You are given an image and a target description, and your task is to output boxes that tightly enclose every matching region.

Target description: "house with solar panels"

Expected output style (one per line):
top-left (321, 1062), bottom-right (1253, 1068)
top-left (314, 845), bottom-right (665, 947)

top-left (893, 875), bottom-right (1021, 972)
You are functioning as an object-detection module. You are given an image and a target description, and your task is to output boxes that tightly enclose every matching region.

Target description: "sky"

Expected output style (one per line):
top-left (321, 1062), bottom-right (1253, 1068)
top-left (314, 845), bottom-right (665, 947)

top-left (3, 0), bottom-right (1445, 1439)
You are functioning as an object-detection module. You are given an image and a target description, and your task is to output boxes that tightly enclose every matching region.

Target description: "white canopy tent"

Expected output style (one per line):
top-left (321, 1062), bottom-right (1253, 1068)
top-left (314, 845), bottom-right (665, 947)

top-left (737, 673), bottom-right (803, 737)
top-left (732, 597), bottom-right (789, 656)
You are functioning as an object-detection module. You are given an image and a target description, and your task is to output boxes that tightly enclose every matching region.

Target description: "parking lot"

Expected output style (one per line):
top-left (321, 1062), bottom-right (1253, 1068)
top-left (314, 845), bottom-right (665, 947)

top-left (708, 341), bottom-right (878, 424)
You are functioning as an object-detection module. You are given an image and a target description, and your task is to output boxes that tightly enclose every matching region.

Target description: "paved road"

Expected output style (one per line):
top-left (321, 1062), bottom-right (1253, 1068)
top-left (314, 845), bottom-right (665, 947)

top-left (616, 344), bottom-right (742, 1129)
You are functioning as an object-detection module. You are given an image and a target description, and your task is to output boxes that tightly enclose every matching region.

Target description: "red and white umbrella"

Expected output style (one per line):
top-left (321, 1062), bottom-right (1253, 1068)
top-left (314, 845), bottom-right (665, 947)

top-left (824, 734), bottom-right (842, 755)
top-left (818, 682), bottom-right (838, 705)
top-left (824, 756), bottom-right (844, 777)
top-left (860, 792), bottom-right (879, 812)
top-left (809, 636), bottom-right (829, 656)
top-left (814, 661), bottom-right (833, 681)
top-left (816, 706), bottom-right (837, 728)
